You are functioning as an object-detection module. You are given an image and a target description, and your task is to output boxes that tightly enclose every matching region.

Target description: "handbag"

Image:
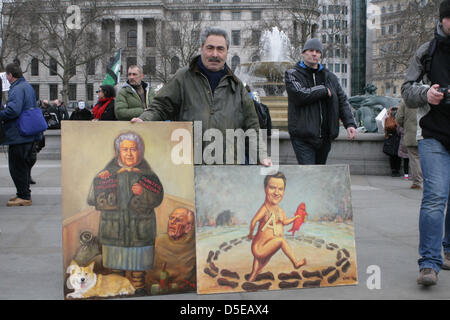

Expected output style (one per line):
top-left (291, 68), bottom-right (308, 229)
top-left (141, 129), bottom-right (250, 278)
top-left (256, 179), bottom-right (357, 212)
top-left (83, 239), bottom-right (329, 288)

top-left (17, 107), bottom-right (48, 136)
top-left (383, 133), bottom-right (401, 157)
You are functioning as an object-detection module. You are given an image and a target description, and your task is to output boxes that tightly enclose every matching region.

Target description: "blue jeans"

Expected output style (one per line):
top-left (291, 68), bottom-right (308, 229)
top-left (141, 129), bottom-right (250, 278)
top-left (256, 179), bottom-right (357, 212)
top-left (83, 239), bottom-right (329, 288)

top-left (291, 138), bottom-right (331, 165)
top-left (418, 138), bottom-right (450, 273)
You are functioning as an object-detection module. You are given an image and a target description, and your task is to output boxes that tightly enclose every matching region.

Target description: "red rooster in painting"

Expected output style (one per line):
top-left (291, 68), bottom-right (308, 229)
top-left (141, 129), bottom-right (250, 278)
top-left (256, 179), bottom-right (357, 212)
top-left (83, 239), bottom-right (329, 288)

top-left (288, 202), bottom-right (308, 236)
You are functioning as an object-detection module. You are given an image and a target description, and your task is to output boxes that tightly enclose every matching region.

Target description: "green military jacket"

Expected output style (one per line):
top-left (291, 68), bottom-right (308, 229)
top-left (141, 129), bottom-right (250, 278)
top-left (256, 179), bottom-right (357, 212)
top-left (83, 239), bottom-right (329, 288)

top-left (88, 158), bottom-right (164, 248)
top-left (115, 81), bottom-right (155, 121)
top-left (139, 56), bottom-right (265, 163)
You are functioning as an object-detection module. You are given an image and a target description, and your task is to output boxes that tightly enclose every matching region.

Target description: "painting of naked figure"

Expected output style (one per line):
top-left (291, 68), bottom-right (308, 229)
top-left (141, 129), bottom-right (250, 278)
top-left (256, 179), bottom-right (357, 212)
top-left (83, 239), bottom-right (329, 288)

top-left (195, 165), bottom-right (358, 294)
top-left (61, 121), bottom-right (196, 299)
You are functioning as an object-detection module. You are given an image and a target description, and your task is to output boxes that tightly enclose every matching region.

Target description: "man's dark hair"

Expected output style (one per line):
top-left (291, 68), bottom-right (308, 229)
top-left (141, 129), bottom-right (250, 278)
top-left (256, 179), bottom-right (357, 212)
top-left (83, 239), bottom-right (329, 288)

top-left (264, 172), bottom-right (286, 189)
top-left (5, 63), bottom-right (23, 79)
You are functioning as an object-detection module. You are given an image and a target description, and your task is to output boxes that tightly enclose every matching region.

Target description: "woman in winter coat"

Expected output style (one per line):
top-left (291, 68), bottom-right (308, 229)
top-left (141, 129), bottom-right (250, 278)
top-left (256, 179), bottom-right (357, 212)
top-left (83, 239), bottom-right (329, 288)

top-left (92, 84), bottom-right (116, 121)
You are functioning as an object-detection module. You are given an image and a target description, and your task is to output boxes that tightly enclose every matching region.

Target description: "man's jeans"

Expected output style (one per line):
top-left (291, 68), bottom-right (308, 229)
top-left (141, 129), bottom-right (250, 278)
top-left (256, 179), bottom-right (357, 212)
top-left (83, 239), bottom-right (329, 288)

top-left (8, 142), bottom-right (34, 200)
top-left (418, 138), bottom-right (450, 273)
top-left (291, 138), bottom-right (331, 165)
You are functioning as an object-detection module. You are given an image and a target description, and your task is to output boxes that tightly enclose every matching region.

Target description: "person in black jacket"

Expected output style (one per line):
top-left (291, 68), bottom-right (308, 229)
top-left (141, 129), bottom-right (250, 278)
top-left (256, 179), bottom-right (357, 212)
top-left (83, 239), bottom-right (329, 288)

top-left (69, 101), bottom-right (93, 120)
top-left (92, 84), bottom-right (116, 121)
top-left (285, 38), bottom-right (357, 165)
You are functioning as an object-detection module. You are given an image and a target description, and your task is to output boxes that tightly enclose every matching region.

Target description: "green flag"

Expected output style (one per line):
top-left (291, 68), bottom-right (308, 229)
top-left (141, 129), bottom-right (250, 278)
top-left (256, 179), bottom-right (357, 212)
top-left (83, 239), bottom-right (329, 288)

top-left (102, 48), bottom-right (122, 86)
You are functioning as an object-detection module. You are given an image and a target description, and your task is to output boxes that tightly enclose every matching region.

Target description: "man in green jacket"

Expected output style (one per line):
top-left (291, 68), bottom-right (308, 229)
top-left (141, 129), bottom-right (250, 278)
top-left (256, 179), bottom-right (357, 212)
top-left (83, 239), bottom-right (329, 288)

top-left (131, 27), bottom-right (271, 166)
top-left (115, 65), bottom-right (154, 121)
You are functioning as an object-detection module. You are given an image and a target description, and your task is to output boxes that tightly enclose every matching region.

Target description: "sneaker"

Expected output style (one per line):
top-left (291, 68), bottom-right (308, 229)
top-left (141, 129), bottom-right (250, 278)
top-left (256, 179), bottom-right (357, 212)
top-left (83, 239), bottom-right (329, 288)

top-left (442, 253), bottom-right (450, 270)
top-left (9, 196), bottom-right (17, 201)
top-left (417, 268), bottom-right (438, 286)
top-left (391, 171), bottom-right (401, 177)
top-left (404, 174), bottom-right (409, 180)
top-left (6, 197), bottom-right (32, 207)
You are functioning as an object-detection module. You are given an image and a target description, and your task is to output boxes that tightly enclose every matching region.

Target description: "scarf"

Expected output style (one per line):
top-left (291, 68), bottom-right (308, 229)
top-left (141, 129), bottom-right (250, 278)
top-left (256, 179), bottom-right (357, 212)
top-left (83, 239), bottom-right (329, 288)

top-left (197, 58), bottom-right (227, 94)
top-left (92, 97), bottom-right (114, 120)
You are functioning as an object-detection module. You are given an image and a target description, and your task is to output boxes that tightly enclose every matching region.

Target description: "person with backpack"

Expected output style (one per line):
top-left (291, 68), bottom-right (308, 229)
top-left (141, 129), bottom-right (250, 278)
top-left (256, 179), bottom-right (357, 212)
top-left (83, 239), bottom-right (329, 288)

top-left (401, 0), bottom-right (450, 286)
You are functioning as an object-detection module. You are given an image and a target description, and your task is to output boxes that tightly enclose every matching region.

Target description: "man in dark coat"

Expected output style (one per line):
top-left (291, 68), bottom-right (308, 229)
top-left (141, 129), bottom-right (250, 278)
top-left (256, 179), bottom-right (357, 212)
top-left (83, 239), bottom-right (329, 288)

top-left (285, 38), bottom-right (357, 164)
top-left (0, 63), bottom-right (41, 206)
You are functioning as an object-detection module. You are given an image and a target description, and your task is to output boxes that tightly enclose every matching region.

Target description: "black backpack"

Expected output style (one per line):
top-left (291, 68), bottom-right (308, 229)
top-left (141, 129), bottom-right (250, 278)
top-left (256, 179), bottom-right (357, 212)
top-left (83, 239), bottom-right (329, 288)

top-left (419, 38), bottom-right (437, 81)
top-left (253, 100), bottom-right (272, 136)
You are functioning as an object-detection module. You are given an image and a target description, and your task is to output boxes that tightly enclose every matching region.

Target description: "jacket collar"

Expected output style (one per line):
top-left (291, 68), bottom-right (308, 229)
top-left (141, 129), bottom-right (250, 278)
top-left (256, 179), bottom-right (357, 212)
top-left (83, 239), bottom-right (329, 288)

top-left (190, 55), bottom-right (240, 86)
top-left (298, 61), bottom-right (324, 72)
top-left (9, 77), bottom-right (25, 88)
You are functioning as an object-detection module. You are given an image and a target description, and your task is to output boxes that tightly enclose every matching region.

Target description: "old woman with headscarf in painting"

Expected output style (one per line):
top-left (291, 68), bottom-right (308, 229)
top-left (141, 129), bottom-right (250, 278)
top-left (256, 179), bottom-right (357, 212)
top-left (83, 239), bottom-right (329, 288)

top-left (88, 131), bottom-right (164, 294)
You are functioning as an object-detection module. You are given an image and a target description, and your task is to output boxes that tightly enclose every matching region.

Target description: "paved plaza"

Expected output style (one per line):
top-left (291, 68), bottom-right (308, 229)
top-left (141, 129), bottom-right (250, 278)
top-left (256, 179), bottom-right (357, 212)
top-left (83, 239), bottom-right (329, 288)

top-left (0, 157), bottom-right (449, 300)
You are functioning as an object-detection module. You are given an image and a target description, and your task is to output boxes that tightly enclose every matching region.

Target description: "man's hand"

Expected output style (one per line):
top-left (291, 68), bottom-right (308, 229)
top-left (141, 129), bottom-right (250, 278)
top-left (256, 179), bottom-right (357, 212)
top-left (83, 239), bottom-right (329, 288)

top-left (260, 158), bottom-right (273, 167)
top-left (347, 127), bottom-right (357, 140)
top-left (131, 117), bottom-right (144, 123)
top-left (427, 84), bottom-right (444, 105)
top-left (327, 88), bottom-right (332, 97)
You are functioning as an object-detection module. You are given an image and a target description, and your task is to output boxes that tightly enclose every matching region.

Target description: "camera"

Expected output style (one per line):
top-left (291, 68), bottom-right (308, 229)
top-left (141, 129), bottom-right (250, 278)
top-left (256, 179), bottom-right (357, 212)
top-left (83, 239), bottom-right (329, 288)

top-left (437, 85), bottom-right (450, 105)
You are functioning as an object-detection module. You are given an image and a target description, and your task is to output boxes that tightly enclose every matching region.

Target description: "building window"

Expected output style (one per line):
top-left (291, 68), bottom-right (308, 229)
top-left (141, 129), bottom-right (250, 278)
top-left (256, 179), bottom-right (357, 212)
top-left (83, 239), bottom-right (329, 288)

top-left (342, 78), bottom-right (347, 88)
top-left (231, 55), bottom-right (240, 72)
top-left (322, 20), bottom-right (327, 29)
top-left (328, 5), bottom-right (334, 14)
top-left (49, 58), bottom-right (57, 76)
top-left (170, 56), bottom-right (180, 74)
top-left (211, 11), bottom-right (221, 21)
top-left (397, 24), bottom-right (402, 33)
top-left (335, 49), bottom-right (340, 58)
top-left (232, 30), bottom-right (240, 46)
top-left (386, 62), bottom-right (390, 73)
top-left (381, 26), bottom-right (386, 36)
top-left (49, 84), bottom-right (58, 100)
top-left (328, 20), bottom-right (333, 28)
top-left (31, 58), bottom-right (39, 76)
top-left (385, 82), bottom-right (391, 95)
top-left (146, 31), bottom-right (156, 47)
top-left (393, 86), bottom-right (397, 95)
top-left (342, 6), bottom-right (348, 15)
top-left (171, 30), bottom-right (181, 46)
top-left (86, 83), bottom-right (94, 101)
top-left (342, 20), bottom-right (347, 29)
top-left (86, 60), bottom-right (95, 76)
top-left (252, 10), bottom-right (261, 21)
top-left (322, 34), bottom-right (327, 43)
top-left (127, 30), bottom-right (137, 47)
top-left (328, 63), bottom-right (333, 72)
top-left (31, 84), bottom-right (39, 99)
top-left (381, 6), bottom-right (386, 14)
top-left (68, 84), bottom-right (77, 101)
top-left (251, 30), bottom-right (261, 46)
top-left (322, 6), bottom-right (327, 14)
top-left (232, 11), bottom-right (241, 21)
top-left (328, 35), bottom-right (333, 43)
top-left (145, 56), bottom-right (156, 76)
top-left (252, 55), bottom-right (260, 62)
top-left (342, 64), bottom-right (347, 73)
top-left (335, 63), bottom-right (340, 73)
top-left (192, 11), bottom-right (201, 21)
top-left (388, 25), bottom-right (394, 34)
top-left (126, 57), bottom-right (137, 72)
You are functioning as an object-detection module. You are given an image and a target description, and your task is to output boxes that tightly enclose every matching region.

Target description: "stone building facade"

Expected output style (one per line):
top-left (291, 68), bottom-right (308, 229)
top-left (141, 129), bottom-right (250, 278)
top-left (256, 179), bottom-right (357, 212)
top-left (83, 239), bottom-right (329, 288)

top-left (16, 0), bottom-right (354, 106)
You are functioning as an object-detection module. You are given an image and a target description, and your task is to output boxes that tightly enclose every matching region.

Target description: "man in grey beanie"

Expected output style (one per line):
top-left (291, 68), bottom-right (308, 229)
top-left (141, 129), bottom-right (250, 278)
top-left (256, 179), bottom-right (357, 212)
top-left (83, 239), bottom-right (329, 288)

top-left (285, 38), bottom-right (357, 164)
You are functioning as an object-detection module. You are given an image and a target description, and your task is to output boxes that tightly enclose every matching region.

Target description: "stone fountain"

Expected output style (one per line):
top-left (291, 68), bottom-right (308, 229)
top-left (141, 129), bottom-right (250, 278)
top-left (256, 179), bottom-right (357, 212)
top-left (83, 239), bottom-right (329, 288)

top-left (235, 27), bottom-right (293, 130)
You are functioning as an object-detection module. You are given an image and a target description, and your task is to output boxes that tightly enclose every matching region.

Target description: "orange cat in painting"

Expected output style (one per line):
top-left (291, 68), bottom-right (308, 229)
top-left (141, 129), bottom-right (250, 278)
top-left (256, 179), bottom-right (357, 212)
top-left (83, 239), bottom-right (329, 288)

top-left (66, 260), bottom-right (135, 299)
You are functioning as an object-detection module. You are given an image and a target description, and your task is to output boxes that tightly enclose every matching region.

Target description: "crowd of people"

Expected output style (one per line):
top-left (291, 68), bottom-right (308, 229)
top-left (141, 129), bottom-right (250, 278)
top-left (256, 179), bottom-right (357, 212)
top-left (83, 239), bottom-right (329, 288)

top-left (0, 0), bottom-right (448, 289)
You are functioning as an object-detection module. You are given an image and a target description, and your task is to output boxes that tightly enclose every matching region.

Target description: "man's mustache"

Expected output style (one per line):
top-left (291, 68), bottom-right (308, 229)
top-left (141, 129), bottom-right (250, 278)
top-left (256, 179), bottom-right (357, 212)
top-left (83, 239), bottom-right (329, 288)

top-left (208, 57), bottom-right (221, 63)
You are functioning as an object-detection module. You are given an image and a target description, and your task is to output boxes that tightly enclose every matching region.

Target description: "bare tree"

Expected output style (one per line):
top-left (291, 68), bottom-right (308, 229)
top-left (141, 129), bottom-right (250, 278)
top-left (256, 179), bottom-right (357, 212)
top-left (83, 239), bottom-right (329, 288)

top-left (6, 0), bottom-right (114, 104)
top-left (387, 0), bottom-right (440, 70)
top-left (153, 11), bottom-right (204, 84)
top-left (0, 0), bottom-right (33, 71)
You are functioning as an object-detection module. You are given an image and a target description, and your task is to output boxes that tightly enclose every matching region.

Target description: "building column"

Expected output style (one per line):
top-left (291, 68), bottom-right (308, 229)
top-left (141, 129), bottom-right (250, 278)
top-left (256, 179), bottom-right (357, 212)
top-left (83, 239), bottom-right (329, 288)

top-left (114, 17), bottom-right (121, 49)
top-left (136, 17), bottom-right (144, 68)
